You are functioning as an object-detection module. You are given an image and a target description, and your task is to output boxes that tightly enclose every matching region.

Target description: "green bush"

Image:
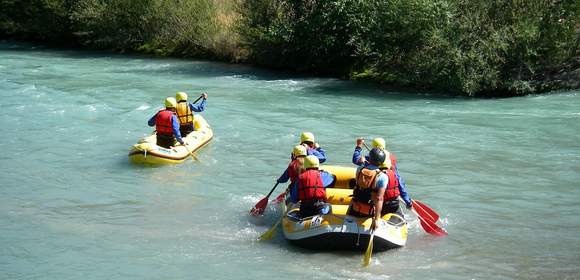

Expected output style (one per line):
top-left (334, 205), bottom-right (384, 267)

top-left (239, 0), bottom-right (579, 96)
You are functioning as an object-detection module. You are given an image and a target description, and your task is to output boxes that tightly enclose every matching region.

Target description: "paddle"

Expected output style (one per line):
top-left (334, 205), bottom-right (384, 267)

top-left (363, 224), bottom-right (375, 267)
top-left (183, 143), bottom-right (199, 161)
top-left (192, 93), bottom-right (205, 104)
top-left (412, 199), bottom-right (439, 223)
top-left (272, 191), bottom-right (286, 203)
top-left (412, 208), bottom-right (448, 236)
top-left (250, 182), bottom-right (280, 216)
top-left (258, 215), bottom-right (282, 241)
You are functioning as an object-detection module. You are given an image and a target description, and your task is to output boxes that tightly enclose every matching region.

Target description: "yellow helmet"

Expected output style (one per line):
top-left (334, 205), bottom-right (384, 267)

top-left (176, 91), bottom-right (188, 102)
top-left (164, 97), bottom-right (177, 108)
top-left (300, 132), bottom-right (315, 143)
top-left (292, 145), bottom-right (307, 157)
top-left (379, 158), bottom-right (392, 169)
top-left (372, 137), bottom-right (386, 150)
top-left (304, 155), bottom-right (319, 169)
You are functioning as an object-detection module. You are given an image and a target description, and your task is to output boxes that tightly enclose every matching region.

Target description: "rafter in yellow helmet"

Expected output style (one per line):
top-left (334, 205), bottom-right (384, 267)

top-left (292, 145), bottom-right (307, 157)
top-left (372, 137), bottom-right (386, 150)
top-left (164, 97), bottom-right (177, 108)
top-left (304, 155), bottom-right (319, 169)
top-left (176, 92), bottom-right (188, 102)
top-left (300, 132), bottom-right (315, 143)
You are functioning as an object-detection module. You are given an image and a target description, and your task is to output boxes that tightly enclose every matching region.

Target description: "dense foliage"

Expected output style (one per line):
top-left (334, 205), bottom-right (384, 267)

top-left (1, 0), bottom-right (578, 96)
top-left (240, 0), bottom-right (579, 96)
top-left (0, 0), bottom-right (239, 59)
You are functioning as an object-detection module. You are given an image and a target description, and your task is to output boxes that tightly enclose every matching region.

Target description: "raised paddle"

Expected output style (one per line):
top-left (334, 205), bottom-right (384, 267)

top-left (250, 182), bottom-right (280, 216)
top-left (258, 215), bottom-right (282, 241)
top-left (192, 92), bottom-right (205, 104)
top-left (362, 141), bottom-right (372, 152)
top-left (363, 226), bottom-right (375, 267)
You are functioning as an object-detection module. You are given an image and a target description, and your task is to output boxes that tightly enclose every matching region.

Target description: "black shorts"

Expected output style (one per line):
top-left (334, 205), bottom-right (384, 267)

top-left (179, 124), bottom-right (194, 137)
top-left (156, 134), bottom-right (175, 149)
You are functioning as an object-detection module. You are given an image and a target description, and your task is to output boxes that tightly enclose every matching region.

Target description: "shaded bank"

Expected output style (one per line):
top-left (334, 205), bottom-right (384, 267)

top-left (1, 0), bottom-right (578, 97)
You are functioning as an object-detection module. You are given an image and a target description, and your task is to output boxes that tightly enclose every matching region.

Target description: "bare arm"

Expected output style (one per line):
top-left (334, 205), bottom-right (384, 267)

top-left (373, 187), bottom-right (385, 227)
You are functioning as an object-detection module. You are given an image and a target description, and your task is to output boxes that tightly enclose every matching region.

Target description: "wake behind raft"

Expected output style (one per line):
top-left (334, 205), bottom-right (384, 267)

top-left (280, 165), bottom-right (407, 252)
top-left (128, 115), bottom-right (213, 164)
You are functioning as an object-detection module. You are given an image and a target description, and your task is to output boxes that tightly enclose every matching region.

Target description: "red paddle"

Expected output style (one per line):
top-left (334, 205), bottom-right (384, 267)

top-left (272, 191), bottom-right (286, 204)
top-left (412, 200), bottom-right (440, 223)
top-left (413, 208), bottom-right (448, 236)
top-left (249, 182), bottom-right (279, 216)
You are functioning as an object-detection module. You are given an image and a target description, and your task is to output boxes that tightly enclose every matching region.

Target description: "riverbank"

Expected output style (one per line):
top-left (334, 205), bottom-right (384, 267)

top-left (1, 0), bottom-right (577, 97)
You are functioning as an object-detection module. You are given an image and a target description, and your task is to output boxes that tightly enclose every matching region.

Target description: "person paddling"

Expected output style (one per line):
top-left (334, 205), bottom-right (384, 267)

top-left (147, 97), bottom-right (184, 149)
top-left (352, 138), bottom-right (398, 167)
top-left (299, 132), bottom-right (327, 163)
top-left (348, 148), bottom-right (390, 230)
top-left (378, 156), bottom-right (412, 216)
top-left (352, 137), bottom-right (411, 210)
top-left (175, 91), bottom-right (208, 136)
top-left (277, 145), bottom-right (308, 197)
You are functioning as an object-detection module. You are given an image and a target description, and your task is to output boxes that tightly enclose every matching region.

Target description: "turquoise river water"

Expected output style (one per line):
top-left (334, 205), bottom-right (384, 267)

top-left (1, 41), bottom-right (579, 280)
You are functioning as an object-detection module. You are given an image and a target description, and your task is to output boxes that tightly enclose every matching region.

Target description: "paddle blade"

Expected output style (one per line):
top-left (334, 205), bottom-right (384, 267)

top-left (363, 232), bottom-right (375, 267)
top-left (413, 200), bottom-right (439, 222)
top-left (250, 197), bottom-right (268, 216)
top-left (414, 210), bottom-right (448, 236)
top-left (259, 218), bottom-right (281, 241)
top-left (272, 192), bottom-right (286, 204)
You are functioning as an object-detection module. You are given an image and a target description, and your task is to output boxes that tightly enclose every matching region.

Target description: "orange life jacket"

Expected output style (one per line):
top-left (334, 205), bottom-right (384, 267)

top-left (176, 101), bottom-right (193, 126)
top-left (351, 168), bottom-right (382, 215)
top-left (298, 169), bottom-right (326, 201)
top-left (155, 110), bottom-right (175, 135)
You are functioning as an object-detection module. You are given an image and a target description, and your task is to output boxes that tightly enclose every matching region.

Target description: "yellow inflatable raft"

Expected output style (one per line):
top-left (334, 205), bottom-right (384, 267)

top-left (128, 115), bottom-right (213, 164)
top-left (282, 165), bottom-right (408, 251)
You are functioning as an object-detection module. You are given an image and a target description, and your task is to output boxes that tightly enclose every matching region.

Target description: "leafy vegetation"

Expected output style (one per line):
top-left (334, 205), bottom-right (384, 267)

top-left (1, 0), bottom-right (578, 96)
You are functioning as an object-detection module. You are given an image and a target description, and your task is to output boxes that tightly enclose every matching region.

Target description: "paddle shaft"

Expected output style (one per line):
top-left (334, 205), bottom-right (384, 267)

top-left (362, 142), bottom-right (372, 151)
top-left (363, 228), bottom-right (375, 267)
top-left (192, 93), bottom-right (205, 104)
top-left (265, 182), bottom-right (280, 199)
top-left (183, 144), bottom-right (198, 161)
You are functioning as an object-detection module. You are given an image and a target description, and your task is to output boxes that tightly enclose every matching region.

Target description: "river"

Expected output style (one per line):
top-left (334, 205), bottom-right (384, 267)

top-left (1, 41), bottom-right (579, 280)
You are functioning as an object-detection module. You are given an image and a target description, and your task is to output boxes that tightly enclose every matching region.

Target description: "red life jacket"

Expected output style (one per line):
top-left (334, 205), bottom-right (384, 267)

top-left (389, 153), bottom-right (398, 169)
top-left (383, 169), bottom-right (400, 201)
top-left (298, 169), bottom-right (326, 201)
top-left (287, 159), bottom-right (303, 185)
top-left (156, 110), bottom-right (175, 135)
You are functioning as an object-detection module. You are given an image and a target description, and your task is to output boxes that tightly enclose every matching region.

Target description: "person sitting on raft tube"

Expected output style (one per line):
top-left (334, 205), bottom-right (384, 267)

top-left (299, 132), bottom-right (327, 163)
top-left (352, 137), bottom-right (412, 210)
top-left (175, 91), bottom-right (207, 136)
top-left (297, 155), bottom-right (330, 217)
top-left (147, 97), bottom-right (184, 149)
top-left (349, 148), bottom-right (411, 228)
